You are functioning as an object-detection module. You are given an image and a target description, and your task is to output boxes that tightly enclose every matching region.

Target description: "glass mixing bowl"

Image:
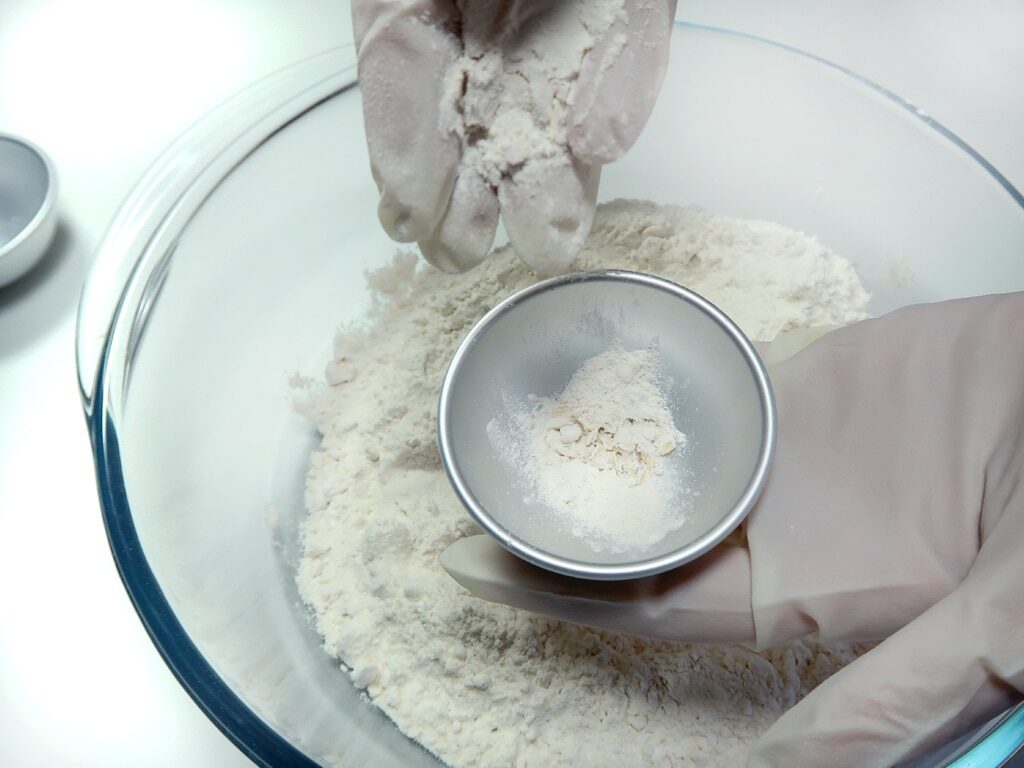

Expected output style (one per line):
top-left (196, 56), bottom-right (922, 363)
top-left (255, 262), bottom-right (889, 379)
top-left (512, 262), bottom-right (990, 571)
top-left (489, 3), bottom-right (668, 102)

top-left (77, 23), bottom-right (1024, 768)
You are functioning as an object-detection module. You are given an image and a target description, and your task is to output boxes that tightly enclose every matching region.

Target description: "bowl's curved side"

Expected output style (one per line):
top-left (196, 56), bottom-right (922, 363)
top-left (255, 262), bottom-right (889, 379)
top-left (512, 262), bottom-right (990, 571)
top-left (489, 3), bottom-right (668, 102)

top-left (78, 46), bottom-right (359, 768)
top-left (88, 378), bottom-right (319, 768)
top-left (684, 23), bottom-right (1024, 209)
top-left (75, 46), bottom-right (358, 411)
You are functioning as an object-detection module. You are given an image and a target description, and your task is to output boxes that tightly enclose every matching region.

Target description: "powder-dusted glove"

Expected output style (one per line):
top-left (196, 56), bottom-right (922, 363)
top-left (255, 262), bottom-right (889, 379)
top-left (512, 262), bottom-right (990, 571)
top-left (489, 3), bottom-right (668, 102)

top-left (441, 293), bottom-right (1024, 767)
top-left (352, 0), bottom-right (677, 273)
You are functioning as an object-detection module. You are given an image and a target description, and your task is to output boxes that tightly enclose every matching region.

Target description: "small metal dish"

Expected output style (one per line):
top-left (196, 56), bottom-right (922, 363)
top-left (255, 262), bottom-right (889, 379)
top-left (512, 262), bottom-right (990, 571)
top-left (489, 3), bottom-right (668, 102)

top-left (0, 133), bottom-right (59, 287)
top-left (438, 270), bottom-right (777, 580)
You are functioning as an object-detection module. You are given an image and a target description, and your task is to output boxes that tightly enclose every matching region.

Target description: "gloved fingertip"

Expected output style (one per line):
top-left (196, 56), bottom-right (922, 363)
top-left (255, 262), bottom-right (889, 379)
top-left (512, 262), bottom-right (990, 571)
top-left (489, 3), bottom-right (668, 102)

top-left (509, 225), bottom-right (583, 274)
top-left (357, 7), bottom-right (461, 245)
top-left (568, 116), bottom-right (636, 166)
top-left (377, 192), bottom-right (434, 244)
top-left (418, 238), bottom-right (471, 274)
top-left (419, 172), bottom-right (499, 272)
top-left (440, 536), bottom-right (521, 601)
top-left (441, 535), bottom-right (600, 610)
top-left (568, 0), bottom-right (676, 166)
top-left (499, 160), bottom-right (600, 273)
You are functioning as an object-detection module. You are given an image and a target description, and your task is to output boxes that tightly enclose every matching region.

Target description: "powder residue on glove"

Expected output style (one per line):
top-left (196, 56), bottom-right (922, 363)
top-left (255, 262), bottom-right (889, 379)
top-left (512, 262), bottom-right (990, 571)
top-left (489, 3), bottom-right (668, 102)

top-left (444, 0), bottom-right (625, 186)
top-left (491, 343), bottom-right (688, 552)
top-left (296, 201), bottom-right (871, 768)
top-left (438, 0), bottom-right (628, 267)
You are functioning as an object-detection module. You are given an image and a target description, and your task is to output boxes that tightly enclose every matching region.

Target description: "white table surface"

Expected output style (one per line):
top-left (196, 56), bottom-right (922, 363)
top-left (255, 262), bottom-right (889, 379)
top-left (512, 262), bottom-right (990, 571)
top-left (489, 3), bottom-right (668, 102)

top-left (1, 2), bottom-right (1021, 765)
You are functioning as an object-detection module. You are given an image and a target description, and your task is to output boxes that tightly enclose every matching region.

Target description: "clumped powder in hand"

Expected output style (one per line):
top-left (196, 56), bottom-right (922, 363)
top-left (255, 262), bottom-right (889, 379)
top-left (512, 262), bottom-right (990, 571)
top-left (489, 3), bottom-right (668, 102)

top-left (445, 0), bottom-right (624, 186)
top-left (296, 201), bottom-right (871, 768)
top-left (490, 343), bottom-right (688, 552)
top-left (438, 0), bottom-right (627, 265)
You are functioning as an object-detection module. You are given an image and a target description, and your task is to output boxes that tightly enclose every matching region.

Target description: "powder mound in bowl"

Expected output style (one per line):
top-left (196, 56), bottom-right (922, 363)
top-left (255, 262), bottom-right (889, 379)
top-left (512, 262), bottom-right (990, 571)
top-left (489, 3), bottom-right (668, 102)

top-left (296, 200), bottom-right (870, 767)
top-left (489, 343), bottom-right (689, 552)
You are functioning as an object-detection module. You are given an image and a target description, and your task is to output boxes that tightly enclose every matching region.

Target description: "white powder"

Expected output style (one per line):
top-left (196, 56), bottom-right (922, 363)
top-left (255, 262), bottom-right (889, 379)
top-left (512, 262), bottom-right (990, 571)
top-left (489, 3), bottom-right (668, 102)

top-left (437, 0), bottom-right (626, 267)
top-left (444, 0), bottom-right (624, 186)
top-left (297, 200), bottom-right (870, 768)
top-left (490, 344), bottom-right (688, 552)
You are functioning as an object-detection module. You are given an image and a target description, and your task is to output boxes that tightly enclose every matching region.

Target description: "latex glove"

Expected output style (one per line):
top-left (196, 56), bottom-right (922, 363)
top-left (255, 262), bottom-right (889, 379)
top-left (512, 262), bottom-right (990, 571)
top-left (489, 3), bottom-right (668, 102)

top-left (352, 0), bottom-right (677, 272)
top-left (441, 293), bottom-right (1024, 767)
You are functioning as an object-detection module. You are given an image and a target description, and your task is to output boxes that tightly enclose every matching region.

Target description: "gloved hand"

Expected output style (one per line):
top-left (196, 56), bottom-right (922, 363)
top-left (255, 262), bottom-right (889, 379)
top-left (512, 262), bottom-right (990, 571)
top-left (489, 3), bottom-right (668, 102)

top-left (352, 0), bottom-right (677, 273)
top-left (440, 293), bottom-right (1024, 767)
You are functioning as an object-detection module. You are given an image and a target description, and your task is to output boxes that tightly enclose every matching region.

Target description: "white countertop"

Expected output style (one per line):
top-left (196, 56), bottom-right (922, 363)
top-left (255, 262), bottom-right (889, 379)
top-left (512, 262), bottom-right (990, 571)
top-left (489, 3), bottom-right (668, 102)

top-left (0, 2), bottom-right (1021, 765)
